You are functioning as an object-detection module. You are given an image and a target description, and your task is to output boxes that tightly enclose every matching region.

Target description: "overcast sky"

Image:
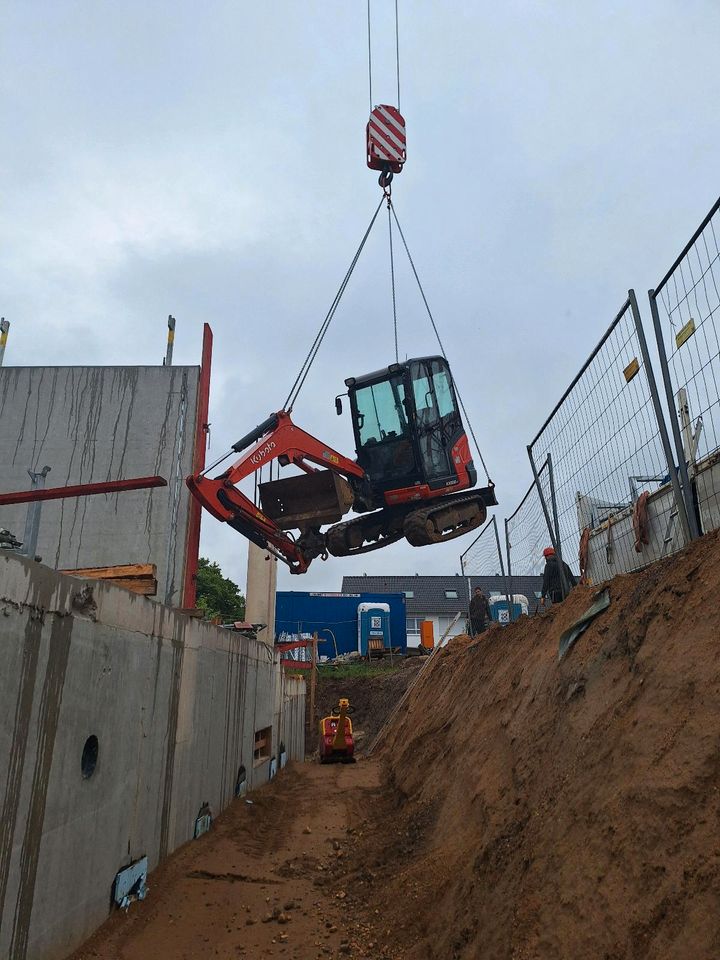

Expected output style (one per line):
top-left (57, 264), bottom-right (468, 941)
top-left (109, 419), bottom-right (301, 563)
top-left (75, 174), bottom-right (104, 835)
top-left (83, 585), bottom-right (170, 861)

top-left (3, 1), bottom-right (719, 594)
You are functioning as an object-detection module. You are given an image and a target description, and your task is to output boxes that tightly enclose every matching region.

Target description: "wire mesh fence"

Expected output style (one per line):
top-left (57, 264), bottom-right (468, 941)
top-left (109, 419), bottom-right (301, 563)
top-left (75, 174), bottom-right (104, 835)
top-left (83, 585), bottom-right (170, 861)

top-left (505, 461), bottom-right (550, 578)
top-left (527, 291), bottom-right (689, 583)
top-left (460, 515), bottom-right (506, 579)
top-left (649, 196), bottom-right (720, 537)
top-left (504, 459), bottom-right (555, 614)
top-left (460, 515), bottom-right (514, 623)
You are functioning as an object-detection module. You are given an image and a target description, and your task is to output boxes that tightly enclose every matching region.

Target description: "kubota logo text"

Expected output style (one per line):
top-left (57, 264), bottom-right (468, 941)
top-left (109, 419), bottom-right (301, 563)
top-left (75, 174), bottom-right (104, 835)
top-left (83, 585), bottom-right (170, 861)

top-left (250, 441), bottom-right (276, 465)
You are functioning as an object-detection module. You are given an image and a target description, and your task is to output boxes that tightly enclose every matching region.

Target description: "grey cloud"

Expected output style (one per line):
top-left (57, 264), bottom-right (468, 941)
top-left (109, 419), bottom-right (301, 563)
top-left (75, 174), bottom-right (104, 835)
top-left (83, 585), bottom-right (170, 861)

top-left (2, 0), bottom-right (718, 593)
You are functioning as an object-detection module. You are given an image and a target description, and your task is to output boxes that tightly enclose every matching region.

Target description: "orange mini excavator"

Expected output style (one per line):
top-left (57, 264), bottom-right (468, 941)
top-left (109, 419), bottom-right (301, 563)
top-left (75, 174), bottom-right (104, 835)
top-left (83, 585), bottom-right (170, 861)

top-left (187, 356), bottom-right (497, 574)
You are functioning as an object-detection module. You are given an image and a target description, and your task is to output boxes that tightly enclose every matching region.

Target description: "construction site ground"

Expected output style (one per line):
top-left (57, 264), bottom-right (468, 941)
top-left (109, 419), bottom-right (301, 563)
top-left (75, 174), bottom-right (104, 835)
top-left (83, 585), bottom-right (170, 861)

top-left (71, 529), bottom-right (720, 960)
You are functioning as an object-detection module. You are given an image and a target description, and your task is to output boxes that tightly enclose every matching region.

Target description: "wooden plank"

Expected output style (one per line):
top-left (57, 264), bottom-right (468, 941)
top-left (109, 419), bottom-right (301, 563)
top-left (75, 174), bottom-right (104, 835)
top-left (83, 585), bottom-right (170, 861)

top-left (310, 633), bottom-right (318, 733)
top-left (60, 563), bottom-right (156, 579)
top-left (103, 577), bottom-right (157, 596)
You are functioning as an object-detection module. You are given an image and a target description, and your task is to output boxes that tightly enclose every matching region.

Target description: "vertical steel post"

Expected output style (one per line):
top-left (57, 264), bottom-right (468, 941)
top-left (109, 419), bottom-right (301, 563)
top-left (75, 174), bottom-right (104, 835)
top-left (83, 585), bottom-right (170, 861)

top-left (0, 319), bottom-right (9, 366)
top-left (491, 516), bottom-right (513, 623)
top-left (182, 323), bottom-right (213, 608)
top-left (460, 551), bottom-right (472, 630)
top-left (646, 289), bottom-right (700, 540)
top-left (504, 517), bottom-right (513, 615)
top-left (527, 449), bottom-right (570, 599)
top-left (164, 315), bottom-right (176, 366)
top-left (22, 466), bottom-right (51, 559)
top-left (310, 631), bottom-right (318, 733)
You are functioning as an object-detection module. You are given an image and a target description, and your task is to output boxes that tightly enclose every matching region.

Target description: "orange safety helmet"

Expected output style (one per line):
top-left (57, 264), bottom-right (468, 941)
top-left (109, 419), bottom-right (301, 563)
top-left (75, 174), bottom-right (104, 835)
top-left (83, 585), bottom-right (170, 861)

top-left (543, 547), bottom-right (555, 558)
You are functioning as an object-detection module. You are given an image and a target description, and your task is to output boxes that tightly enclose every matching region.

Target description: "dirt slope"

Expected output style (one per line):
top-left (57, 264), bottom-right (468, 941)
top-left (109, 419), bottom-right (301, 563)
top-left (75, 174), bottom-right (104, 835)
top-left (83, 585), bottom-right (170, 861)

top-left (349, 530), bottom-right (720, 959)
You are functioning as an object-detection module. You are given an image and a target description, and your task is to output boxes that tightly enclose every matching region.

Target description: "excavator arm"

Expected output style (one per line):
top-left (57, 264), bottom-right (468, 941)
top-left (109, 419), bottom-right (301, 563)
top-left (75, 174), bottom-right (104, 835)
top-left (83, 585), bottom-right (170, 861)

top-left (187, 410), bottom-right (365, 574)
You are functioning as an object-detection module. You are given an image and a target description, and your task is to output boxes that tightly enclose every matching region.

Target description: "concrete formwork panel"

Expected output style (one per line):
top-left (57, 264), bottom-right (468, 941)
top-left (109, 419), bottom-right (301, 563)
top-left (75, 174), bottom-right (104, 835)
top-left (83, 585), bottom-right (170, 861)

top-left (696, 453), bottom-right (720, 534)
top-left (0, 553), bottom-right (305, 960)
top-left (584, 481), bottom-right (687, 584)
top-left (0, 365), bottom-right (200, 607)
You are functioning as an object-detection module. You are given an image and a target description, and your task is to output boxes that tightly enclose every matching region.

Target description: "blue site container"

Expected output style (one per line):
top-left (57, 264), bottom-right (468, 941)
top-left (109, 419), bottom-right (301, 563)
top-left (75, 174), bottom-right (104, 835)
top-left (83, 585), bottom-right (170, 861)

top-left (275, 591), bottom-right (407, 657)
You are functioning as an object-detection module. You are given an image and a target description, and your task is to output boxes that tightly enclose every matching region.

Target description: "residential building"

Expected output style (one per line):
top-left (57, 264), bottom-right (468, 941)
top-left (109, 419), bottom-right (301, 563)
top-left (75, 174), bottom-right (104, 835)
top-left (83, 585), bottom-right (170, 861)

top-left (341, 573), bottom-right (544, 647)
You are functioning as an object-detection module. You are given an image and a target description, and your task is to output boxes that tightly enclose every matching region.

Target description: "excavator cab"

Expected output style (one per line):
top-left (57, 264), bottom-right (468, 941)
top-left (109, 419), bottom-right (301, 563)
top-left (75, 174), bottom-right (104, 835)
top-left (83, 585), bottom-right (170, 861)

top-left (344, 356), bottom-right (476, 503)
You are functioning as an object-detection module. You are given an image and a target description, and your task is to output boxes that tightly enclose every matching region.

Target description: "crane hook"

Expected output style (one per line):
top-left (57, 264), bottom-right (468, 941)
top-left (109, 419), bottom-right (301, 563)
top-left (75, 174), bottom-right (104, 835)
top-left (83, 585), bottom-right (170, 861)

top-left (379, 163), bottom-right (393, 196)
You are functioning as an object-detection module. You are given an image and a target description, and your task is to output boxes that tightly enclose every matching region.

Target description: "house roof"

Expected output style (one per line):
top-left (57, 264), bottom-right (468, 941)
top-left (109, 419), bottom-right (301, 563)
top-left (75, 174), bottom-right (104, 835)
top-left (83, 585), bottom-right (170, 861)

top-left (340, 574), bottom-right (545, 616)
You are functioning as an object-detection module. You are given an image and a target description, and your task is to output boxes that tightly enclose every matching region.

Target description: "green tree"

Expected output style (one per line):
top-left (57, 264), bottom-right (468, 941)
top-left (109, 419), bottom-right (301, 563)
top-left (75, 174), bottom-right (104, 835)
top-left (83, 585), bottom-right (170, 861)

top-left (195, 557), bottom-right (246, 622)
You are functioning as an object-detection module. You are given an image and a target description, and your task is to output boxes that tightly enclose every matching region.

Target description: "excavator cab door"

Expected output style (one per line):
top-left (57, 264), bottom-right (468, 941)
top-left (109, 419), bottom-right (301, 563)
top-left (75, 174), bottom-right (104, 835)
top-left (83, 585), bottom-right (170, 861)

top-left (351, 371), bottom-right (420, 493)
top-left (408, 358), bottom-right (463, 487)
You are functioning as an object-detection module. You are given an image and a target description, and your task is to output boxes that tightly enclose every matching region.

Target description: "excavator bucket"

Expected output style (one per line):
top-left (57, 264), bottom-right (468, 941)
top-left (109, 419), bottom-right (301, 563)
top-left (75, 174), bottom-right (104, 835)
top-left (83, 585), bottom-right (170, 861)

top-left (259, 470), bottom-right (354, 531)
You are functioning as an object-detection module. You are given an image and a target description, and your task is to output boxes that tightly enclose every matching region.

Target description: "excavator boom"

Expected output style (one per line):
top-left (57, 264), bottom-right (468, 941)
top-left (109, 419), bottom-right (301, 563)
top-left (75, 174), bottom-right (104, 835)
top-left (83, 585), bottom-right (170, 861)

top-left (187, 410), bottom-right (363, 573)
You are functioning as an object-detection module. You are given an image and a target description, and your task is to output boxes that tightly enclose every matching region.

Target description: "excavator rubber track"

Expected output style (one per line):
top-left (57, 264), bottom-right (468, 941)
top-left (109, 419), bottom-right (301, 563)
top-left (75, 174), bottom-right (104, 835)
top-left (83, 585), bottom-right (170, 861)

top-left (325, 510), bottom-right (406, 558)
top-left (326, 489), bottom-right (493, 557)
top-left (402, 492), bottom-right (488, 547)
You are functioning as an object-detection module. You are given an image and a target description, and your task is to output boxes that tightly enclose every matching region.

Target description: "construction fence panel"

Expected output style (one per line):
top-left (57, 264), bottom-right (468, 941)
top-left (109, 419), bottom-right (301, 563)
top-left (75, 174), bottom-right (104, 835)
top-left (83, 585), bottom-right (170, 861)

top-left (649, 196), bottom-right (720, 536)
top-left (504, 459), bottom-right (554, 614)
top-left (460, 515), bottom-right (513, 622)
top-left (527, 292), bottom-right (689, 584)
top-left (460, 515), bottom-right (506, 579)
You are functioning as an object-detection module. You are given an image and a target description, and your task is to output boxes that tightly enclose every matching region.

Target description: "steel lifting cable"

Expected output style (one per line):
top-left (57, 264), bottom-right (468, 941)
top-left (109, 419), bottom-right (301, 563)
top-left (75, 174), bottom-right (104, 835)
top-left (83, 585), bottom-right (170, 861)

top-left (367, 0), bottom-right (373, 112)
top-left (387, 200), bottom-right (399, 363)
top-left (394, 0), bottom-right (401, 112)
top-left (367, 0), bottom-right (402, 111)
top-left (284, 195), bottom-right (385, 411)
top-left (388, 200), bottom-right (494, 485)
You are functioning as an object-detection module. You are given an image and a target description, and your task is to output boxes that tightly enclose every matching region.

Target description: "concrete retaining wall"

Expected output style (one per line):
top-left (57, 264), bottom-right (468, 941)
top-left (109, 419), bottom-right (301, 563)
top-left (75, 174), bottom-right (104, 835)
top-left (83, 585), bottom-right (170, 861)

top-left (0, 365), bottom-right (200, 606)
top-left (0, 553), bottom-right (305, 960)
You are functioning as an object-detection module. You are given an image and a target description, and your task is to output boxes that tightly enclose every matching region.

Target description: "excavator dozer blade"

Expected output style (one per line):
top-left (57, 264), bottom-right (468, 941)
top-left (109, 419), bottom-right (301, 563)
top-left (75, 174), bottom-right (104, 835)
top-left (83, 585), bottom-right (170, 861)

top-left (259, 471), bottom-right (354, 531)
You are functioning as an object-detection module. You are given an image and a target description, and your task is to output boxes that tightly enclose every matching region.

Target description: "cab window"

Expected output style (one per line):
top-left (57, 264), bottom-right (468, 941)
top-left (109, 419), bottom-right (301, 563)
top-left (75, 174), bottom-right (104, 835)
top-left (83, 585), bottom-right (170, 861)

top-left (355, 377), bottom-right (408, 448)
top-left (411, 361), bottom-right (457, 422)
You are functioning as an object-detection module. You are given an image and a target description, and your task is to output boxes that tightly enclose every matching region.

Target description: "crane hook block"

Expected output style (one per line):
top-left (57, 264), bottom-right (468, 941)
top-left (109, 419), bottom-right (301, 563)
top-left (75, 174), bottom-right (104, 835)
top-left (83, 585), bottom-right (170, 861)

top-left (366, 105), bottom-right (406, 175)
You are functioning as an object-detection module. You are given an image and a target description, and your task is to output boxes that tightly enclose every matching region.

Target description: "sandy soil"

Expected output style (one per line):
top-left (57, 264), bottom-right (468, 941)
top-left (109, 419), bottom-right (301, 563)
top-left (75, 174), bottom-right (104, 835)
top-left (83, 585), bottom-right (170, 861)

top-left (365, 528), bottom-right (720, 959)
top-left (69, 760), bottom-right (394, 960)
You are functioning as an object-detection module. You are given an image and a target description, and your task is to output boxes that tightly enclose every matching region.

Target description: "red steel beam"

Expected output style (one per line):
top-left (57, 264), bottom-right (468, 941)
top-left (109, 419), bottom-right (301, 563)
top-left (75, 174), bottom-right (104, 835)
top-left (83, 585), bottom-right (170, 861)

top-left (182, 322), bottom-right (213, 609)
top-left (276, 640), bottom-right (313, 653)
top-left (280, 658), bottom-right (312, 670)
top-left (0, 476), bottom-right (167, 506)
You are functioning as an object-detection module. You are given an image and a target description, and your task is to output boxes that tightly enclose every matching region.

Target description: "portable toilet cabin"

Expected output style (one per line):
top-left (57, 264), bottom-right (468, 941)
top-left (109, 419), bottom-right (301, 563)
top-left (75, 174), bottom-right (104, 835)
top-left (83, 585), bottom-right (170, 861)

top-left (489, 593), bottom-right (529, 624)
top-left (357, 602), bottom-right (392, 656)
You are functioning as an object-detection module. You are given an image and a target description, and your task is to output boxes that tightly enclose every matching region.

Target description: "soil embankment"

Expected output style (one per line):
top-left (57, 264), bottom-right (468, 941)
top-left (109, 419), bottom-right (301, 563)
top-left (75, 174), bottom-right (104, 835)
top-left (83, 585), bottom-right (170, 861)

top-left (341, 529), bottom-right (720, 959)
